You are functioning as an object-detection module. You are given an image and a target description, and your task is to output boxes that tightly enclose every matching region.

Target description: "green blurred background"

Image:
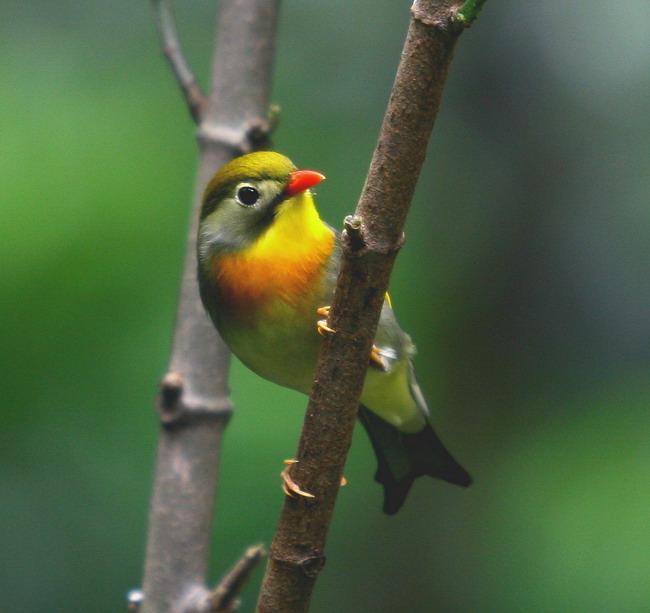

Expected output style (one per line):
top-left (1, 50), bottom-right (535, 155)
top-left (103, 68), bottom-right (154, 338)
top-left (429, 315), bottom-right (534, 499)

top-left (2, 1), bottom-right (649, 611)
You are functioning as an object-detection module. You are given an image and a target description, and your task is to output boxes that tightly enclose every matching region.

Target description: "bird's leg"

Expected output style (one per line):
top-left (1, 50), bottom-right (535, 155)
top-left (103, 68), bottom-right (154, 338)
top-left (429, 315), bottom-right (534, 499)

top-left (280, 459), bottom-right (347, 499)
top-left (316, 306), bottom-right (335, 335)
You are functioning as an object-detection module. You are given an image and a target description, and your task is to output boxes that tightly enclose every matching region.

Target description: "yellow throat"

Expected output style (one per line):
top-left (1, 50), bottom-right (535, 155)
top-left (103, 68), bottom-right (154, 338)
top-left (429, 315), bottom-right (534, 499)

top-left (211, 190), bottom-right (335, 316)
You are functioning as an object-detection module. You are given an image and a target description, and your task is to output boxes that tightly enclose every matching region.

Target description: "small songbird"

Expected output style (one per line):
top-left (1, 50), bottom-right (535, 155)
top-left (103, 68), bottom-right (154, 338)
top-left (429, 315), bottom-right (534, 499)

top-left (197, 151), bottom-right (471, 514)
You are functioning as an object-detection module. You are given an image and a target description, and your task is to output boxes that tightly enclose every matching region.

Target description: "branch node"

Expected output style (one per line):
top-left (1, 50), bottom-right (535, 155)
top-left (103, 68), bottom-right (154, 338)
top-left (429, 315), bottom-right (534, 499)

top-left (342, 215), bottom-right (368, 256)
top-left (342, 216), bottom-right (406, 257)
top-left (410, 0), bottom-right (447, 28)
top-left (245, 119), bottom-right (272, 152)
top-left (209, 544), bottom-right (267, 612)
top-left (157, 371), bottom-right (185, 424)
top-left (247, 104), bottom-right (281, 151)
top-left (197, 111), bottom-right (278, 155)
top-left (270, 547), bottom-right (326, 578)
top-left (155, 371), bottom-right (233, 426)
top-left (411, 0), bottom-right (486, 30)
top-left (298, 551), bottom-right (326, 578)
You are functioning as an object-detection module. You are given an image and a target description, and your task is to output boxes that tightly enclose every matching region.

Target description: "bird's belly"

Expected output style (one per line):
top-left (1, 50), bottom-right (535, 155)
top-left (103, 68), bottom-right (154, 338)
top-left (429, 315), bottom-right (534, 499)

top-left (219, 298), bottom-right (425, 433)
top-left (221, 305), bottom-right (322, 394)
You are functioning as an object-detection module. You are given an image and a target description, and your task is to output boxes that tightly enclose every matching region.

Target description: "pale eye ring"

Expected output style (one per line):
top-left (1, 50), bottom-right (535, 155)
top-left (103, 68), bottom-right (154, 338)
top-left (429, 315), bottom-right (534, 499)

top-left (236, 185), bottom-right (260, 207)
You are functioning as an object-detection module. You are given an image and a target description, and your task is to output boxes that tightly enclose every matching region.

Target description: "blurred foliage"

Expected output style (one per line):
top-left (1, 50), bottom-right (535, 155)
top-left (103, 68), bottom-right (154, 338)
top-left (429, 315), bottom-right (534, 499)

top-left (1, 1), bottom-right (649, 612)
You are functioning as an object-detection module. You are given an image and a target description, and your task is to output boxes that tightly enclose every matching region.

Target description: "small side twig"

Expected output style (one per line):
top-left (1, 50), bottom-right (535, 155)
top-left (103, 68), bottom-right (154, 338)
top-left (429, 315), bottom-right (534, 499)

top-left (453, 0), bottom-right (489, 26)
top-left (152, 0), bottom-right (208, 123)
top-left (209, 544), bottom-right (267, 613)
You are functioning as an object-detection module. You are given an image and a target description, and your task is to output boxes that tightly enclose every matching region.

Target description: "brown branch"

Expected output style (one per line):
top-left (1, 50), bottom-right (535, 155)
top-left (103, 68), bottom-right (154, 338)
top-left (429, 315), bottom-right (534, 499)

top-left (140, 1), bottom-right (281, 612)
top-left (255, 1), bottom-right (478, 611)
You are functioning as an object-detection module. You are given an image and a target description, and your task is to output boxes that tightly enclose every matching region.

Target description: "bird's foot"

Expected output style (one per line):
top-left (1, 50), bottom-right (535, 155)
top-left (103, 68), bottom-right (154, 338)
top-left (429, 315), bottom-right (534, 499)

top-left (281, 460), bottom-right (315, 499)
top-left (370, 344), bottom-right (384, 367)
top-left (280, 459), bottom-right (347, 499)
top-left (316, 306), bottom-right (335, 335)
top-left (369, 344), bottom-right (392, 372)
top-left (318, 306), bottom-right (388, 370)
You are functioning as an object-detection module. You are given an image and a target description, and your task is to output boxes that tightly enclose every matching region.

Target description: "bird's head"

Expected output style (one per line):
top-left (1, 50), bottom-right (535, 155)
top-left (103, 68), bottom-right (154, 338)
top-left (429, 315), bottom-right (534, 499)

top-left (198, 151), bottom-right (326, 261)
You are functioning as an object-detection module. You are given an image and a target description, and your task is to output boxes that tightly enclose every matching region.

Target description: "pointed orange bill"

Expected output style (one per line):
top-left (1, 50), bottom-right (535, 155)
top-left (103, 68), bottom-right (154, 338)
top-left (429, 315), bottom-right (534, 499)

top-left (285, 169), bottom-right (326, 198)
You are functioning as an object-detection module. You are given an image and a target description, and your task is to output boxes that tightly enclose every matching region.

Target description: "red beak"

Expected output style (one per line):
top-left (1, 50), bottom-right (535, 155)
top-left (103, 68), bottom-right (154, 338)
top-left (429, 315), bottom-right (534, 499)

top-left (285, 169), bottom-right (326, 198)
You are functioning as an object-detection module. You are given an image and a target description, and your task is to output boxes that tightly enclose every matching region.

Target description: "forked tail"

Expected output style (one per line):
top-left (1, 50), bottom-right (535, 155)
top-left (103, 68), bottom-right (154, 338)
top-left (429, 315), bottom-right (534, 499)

top-left (358, 406), bottom-right (471, 514)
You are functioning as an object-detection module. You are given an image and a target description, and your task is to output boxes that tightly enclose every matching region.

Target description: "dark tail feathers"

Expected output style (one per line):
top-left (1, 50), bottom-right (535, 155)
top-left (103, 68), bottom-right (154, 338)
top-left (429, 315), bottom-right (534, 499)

top-left (358, 406), bottom-right (471, 515)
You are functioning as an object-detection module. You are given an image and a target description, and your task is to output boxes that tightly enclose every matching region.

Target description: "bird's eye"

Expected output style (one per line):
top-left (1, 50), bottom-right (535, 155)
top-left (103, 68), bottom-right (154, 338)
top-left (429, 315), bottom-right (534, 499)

top-left (236, 185), bottom-right (260, 206)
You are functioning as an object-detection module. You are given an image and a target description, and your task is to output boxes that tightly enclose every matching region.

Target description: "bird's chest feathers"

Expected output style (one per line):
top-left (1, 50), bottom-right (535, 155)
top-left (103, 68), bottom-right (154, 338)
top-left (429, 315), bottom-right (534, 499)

top-left (211, 200), bottom-right (334, 319)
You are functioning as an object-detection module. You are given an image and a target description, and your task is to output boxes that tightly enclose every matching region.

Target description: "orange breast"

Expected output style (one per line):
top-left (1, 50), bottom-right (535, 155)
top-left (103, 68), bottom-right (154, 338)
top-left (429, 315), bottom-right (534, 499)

top-left (212, 231), bottom-right (335, 319)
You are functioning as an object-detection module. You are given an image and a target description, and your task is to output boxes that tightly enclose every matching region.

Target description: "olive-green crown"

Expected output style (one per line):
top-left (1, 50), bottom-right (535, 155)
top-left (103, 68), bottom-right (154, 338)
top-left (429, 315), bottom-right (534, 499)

top-left (201, 151), bottom-right (297, 220)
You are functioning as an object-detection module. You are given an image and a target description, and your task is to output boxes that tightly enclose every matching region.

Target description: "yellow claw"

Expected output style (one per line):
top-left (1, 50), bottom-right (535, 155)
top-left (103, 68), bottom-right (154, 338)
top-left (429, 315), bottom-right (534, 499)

top-left (280, 460), bottom-right (347, 497)
top-left (317, 320), bottom-right (336, 335)
top-left (369, 344), bottom-right (390, 372)
top-left (370, 344), bottom-right (384, 367)
top-left (316, 305), bottom-right (335, 335)
top-left (317, 305), bottom-right (385, 366)
top-left (281, 460), bottom-right (315, 499)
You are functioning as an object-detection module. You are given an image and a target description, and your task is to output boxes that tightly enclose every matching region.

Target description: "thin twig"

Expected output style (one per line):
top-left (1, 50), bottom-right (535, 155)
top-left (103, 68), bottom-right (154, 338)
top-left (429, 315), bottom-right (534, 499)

top-left (209, 544), bottom-right (267, 613)
top-left (152, 0), bottom-right (208, 123)
top-left (255, 1), bottom-right (484, 611)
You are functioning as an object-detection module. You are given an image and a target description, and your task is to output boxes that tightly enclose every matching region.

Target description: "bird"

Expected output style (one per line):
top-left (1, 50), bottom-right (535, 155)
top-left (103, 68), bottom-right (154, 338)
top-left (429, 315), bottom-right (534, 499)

top-left (197, 151), bottom-right (471, 514)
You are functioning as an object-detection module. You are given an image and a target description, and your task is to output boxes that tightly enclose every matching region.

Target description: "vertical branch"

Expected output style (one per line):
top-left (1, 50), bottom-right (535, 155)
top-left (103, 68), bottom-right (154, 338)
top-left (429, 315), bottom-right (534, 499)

top-left (141, 1), bottom-right (280, 612)
top-left (256, 1), bottom-right (481, 612)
